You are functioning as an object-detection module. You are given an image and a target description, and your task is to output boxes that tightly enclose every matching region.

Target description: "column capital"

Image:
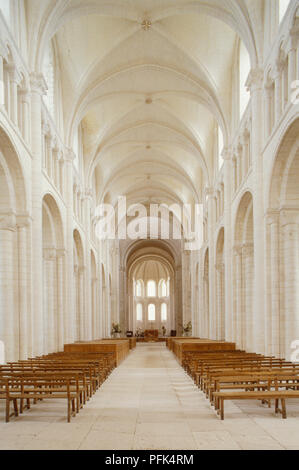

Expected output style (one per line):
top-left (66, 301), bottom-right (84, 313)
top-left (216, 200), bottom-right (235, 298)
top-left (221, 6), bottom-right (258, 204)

top-left (83, 188), bottom-right (93, 200)
top-left (246, 68), bottom-right (264, 92)
top-left (6, 64), bottom-right (21, 83)
top-left (280, 208), bottom-right (299, 227)
top-left (30, 72), bottom-right (47, 96)
top-left (221, 146), bottom-right (232, 161)
top-left (265, 209), bottom-right (280, 225)
top-left (43, 247), bottom-right (57, 260)
top-left (64, 148), bottom-right (76, 163)
top-left (233, 244), bottom-right (242, 256)
top-left (16, 213), bottom-right (32, 229)
top-left (0, 212), bottom-right (17, 231)
top-left (56, 248), bottom-right (66, 259)
top-left (242, 242), bottom-right (254, 257)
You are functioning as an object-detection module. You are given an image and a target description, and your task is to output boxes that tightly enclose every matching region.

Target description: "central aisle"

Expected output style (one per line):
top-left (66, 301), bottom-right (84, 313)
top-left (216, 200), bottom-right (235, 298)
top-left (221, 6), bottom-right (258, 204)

top-left (1, 343), bottom-right (298, 450)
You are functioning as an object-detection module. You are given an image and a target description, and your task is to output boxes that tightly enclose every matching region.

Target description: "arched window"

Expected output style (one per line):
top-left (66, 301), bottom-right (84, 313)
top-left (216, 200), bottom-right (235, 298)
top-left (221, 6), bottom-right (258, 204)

top-left (136, 303), bottom-right (143, 322)
top-left (147, 280), bottom-right (156, 297)
top-left (239, 40), bottom-right (250, 118)
top-left (161, 303), bottom-right (167, 322)
top-left (135, 280), bottom-right (143, 297)
top-left (159, 279), bottom-right (167, 297)
top-left (279, 0), bottom-right (290, 23)
top-left (148, 304), bottom-right (156, 321)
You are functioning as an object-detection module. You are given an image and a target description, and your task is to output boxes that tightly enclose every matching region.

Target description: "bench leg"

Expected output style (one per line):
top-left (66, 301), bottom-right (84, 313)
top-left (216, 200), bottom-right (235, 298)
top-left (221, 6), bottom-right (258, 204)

top-left (6, 399), bottom-right (10, 423)
top-left (281, 399), bottom-right (287, 419)
top-left (67, 400), bottom-right (71, 423)
top-left (13, 399), bottom-right (18, 417)
top-left (220, 398), bottom-right (224, 420)
top-left (275, 399), bottom-right (279, 414)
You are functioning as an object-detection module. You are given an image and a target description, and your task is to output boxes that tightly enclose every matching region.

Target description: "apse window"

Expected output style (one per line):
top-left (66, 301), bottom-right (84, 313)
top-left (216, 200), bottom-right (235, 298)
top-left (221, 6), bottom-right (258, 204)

top-left (147, 280), bottom-right (156, 297)
top-left (135, 280), bottom-right (143, 297)
top-left (136, 303), bottom-right (143, 322)
top-left (159, 279), bottom-right (167, 297)
top-left (161, 303), bottom-right (167, 322)
top-left (148, 304), bottom-right (156, 321)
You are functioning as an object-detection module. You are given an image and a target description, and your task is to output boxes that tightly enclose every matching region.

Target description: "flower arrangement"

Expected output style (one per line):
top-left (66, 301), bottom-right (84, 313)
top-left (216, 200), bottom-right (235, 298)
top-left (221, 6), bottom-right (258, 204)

top-left (111, 323), bottom-right (122, 335)
top-left (135, 327), bottom-right (144, 337)
top-left (183, 321), bottom-right (192, 335)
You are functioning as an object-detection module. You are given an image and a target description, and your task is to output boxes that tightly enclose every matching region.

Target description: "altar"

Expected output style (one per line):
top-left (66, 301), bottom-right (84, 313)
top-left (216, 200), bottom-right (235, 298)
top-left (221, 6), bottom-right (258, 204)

top-left (144, 329), bottom-right (159, 342)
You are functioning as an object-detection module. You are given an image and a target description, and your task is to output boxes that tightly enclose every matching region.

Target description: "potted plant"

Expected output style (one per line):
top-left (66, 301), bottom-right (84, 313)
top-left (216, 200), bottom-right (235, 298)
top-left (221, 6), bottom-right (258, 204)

top-left (183, 321), bottom-right (192, 337)
top-left (111, 322), bottom-right (122, 338)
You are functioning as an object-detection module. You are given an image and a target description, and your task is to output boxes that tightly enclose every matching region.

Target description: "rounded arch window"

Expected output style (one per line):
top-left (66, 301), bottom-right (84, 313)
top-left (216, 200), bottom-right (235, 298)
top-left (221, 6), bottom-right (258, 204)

top-left (136, 303), bottom-right (143, 322)
top-left (147, 280), bottom-right (156, 297)
top-left (159, 279), bottom-right (167, 297)
top-left (148, 304), bottom-right (156, 321)
top-left (161, 303), bottom-right (167, 322)
top-left (135, 279), bottom-right (143, 297)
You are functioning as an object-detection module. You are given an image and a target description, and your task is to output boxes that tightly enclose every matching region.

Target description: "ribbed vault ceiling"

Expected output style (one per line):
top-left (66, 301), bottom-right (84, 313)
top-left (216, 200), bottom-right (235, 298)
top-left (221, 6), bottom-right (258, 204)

top-left (26, 0), bottom-right (256, 209)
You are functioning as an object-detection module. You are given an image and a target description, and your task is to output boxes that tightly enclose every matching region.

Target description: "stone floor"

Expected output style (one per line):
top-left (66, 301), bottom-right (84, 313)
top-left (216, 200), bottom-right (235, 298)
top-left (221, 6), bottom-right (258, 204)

top-left (1, 343), bottom-right (299, 450)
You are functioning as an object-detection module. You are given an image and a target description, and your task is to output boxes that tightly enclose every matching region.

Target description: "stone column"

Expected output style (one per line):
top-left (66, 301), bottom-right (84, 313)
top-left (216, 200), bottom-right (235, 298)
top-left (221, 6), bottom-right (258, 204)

top-left (207, 189), bottom-right (216, 339)
top-left (17, 216), bottom-right (30, 360)
top-left (234, 245), bottom-right (242, 349)
top-left (222, 148), bottom-right (233, 341)
top-left (288, 35), bottom-right (297, 101)
top-left (83, 189), bottom-right (93, 340)
top-left (266, 211), bottom-right (281, 357)
top-left (215, 262), bottom-right (223, 340)
top-left (0, 214), bottom-right (17, 362)
top-left (78, 266), bottom-right (85, 341)
top-left (242, 243), bottom-right (254, 351)
top-left (7, 64), bottom-right (18, 125)
top-left (264, 82), bottom-right (272, 139)
top-left (64, 149), bottom-right (76, 343)
top-left (0, 53), bottom-right (4, 105)
top-left (56, 249), bottom-right (65, 350)
top-left (274, 63), bottom-right (282, 124)
top-left (281, 210), bottom-right (299, 360)
top-left (30, 73), bottom-right (47, 356)
top-left (247, 68), bottom-right (265, 354)
top-left (43, 248), bottom-right (56, 354)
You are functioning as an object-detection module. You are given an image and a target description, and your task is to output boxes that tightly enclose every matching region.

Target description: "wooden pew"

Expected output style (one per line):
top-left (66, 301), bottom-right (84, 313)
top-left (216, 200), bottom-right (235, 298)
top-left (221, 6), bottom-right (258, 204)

top-left (213, 390), bottom-right (299, 420)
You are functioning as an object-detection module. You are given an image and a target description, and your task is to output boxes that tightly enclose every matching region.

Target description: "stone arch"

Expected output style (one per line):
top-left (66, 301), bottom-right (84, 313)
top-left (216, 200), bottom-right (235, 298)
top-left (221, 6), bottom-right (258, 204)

top-left (42, 194), bottom-right (65, 354)
top-left (266, 118), bottom-right (299, 359)
top-left (0, 127), bottom-right (28, 362)
top-left (233, 191), bottom-right (254, 350)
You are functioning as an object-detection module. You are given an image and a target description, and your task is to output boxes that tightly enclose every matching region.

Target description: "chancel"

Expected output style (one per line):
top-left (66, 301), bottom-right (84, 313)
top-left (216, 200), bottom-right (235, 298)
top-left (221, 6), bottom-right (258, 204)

top-left (0, 0), bottom-right (299, 451)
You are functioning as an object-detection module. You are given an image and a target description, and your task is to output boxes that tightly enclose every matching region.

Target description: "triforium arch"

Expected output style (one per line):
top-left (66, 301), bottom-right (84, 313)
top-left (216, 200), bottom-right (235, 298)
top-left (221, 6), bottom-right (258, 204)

top-left (0, 126), bottom-right (28, 363)
top-left (73, 228), bottom-right (85, 341)
top-left (215, 227), bottom-right (225, 340)
top-left (233, 191), bottom-right (254, 351)
top-left (267, 118), bottom-right (299, 359)
top-left (42, 193), bottom-right (65, 354)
